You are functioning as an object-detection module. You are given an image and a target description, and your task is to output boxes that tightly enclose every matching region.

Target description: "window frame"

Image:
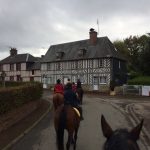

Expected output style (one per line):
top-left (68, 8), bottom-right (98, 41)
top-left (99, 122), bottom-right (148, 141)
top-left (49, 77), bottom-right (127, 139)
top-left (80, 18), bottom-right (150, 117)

top-left (16, 63), bottom-right (21, 71)
top-left (98, 59), bottom-right (104, 68)
top-left (99, 76), bottom-right (107, 84)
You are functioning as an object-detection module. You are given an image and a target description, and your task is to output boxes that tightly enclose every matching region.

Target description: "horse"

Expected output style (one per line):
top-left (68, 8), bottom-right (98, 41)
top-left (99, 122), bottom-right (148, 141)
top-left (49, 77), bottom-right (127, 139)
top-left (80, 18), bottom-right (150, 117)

top-left (53, 93), bottom-right (64, 110)
top-left (54, 105), bottom-right (80, 150)
top-left (101, 115), bottom-right (144, 150)
top-left (76, 88), bottom-right (84, 104)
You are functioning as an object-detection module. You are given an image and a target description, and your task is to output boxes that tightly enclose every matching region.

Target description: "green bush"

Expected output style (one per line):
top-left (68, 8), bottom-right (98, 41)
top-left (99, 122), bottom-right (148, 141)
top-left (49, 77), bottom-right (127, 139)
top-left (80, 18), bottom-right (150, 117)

top-left (0, 81), bottom-right (29, 87)
top-left (0, 82), bottom-right (43, 114)
top-left (128, 76), bottom-right (150, 85)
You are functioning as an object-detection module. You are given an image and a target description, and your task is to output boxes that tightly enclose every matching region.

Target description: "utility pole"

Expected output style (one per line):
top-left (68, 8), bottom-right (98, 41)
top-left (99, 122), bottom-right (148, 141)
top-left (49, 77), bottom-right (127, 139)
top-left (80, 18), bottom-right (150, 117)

top-left (97, 19), bottom-right (99, 35)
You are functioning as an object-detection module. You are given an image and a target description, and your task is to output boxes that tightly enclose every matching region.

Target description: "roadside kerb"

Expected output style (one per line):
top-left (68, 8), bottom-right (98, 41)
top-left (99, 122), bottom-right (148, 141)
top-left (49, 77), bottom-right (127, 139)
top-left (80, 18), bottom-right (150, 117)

top-left (2, 99), bottom-right (53, 150)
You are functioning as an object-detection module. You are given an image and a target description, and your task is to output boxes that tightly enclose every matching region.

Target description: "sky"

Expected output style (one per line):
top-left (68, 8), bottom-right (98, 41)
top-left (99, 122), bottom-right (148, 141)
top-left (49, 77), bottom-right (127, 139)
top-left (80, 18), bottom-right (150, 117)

top-left (0, 0), bottom-right (150, 60)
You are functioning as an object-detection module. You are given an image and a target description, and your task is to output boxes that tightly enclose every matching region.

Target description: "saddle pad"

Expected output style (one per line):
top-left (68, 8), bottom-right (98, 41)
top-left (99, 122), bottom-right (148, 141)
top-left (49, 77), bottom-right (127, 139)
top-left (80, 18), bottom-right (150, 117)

top-left (73, 107), bottom-right (80, 118)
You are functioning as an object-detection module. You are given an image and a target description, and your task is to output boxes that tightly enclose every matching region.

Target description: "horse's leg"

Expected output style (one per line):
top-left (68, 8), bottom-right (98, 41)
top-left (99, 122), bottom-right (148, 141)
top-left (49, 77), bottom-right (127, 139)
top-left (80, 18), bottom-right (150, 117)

top-left (53, 94), bottom-right (59, 110)
top-left (53, 99), bottom-right (56, 110)
top-left (80, 90), bottom-right (83, 105)
top-left (81, 94), bottom-right (83, 104)
top-left (73, 127), bottom-right (79, 150)
top-left (66, 131), bottom-right (73, 150)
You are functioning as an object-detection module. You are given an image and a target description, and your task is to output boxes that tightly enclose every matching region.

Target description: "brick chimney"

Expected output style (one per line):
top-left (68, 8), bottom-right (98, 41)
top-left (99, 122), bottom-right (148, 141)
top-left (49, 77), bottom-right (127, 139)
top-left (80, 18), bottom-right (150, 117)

top-left (10, 48), bottom-right (17, 56)
top-left (89, 28), bottom-right (97, 45)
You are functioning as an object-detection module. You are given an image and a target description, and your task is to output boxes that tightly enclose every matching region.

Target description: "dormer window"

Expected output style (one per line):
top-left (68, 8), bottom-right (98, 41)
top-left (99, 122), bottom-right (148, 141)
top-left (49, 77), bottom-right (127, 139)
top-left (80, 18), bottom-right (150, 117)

top-left (78, 48), bottom-right (86, 57)
top-left (56, 52), bottom-right (64, 59)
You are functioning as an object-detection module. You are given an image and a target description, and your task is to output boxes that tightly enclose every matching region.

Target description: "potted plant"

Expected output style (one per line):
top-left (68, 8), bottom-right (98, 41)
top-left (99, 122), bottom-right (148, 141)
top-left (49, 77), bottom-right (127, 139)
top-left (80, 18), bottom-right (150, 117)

top-left (109, 80), bottom-right (116, 96)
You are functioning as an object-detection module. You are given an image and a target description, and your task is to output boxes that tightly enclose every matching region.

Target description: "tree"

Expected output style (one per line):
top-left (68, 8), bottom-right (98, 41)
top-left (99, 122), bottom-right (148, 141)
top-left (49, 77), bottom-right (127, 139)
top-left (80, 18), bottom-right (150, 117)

top-left (139, 35), bottom-right (150, 75)
top-left (113, 40), bottom-right (129, 60)
top-left (114, 34), bottom-right (150, 77)
top-left (124, 36), bottom-right (142, 73)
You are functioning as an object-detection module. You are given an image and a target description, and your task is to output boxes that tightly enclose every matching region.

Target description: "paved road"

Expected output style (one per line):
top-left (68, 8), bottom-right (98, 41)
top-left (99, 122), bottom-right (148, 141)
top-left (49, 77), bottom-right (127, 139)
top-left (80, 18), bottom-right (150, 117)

top-left (10, 93), bottom-right (144, 150)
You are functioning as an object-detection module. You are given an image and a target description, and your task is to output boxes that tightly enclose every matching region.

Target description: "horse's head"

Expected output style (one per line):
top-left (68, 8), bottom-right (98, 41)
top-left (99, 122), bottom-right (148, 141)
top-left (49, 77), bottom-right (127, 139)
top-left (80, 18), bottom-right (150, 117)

top-left (101, 115), bottom-right (143, 150)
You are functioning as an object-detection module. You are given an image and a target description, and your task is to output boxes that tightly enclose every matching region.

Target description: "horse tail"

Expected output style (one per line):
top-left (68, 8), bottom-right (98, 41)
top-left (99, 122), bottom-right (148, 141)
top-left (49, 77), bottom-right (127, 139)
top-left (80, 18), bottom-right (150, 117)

top-left (57, 107), bottom-right (66, 150)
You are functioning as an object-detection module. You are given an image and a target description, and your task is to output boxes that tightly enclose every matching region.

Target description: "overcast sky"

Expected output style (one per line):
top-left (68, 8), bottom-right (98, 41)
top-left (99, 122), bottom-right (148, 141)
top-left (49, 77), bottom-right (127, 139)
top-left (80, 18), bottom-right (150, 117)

top-left (0, 0), bottom-right (149, 60)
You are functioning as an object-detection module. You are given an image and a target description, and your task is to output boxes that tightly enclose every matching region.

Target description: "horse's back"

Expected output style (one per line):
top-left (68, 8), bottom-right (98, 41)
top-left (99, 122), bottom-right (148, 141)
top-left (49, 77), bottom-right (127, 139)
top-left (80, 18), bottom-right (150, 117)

top-left (65, 106), bottom-right (80, 129)
top-left (54, 105), bottom-right (80, 150)
top-left (53, 93), bottom-right (64, 110)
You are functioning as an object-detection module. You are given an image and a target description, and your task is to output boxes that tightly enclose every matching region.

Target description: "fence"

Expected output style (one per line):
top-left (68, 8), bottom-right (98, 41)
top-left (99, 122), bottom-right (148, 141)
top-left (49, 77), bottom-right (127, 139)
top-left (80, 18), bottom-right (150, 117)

top-left (123, 85), bottom-right (150, 96)
top-left (123, 85), bottom-right (142, 96)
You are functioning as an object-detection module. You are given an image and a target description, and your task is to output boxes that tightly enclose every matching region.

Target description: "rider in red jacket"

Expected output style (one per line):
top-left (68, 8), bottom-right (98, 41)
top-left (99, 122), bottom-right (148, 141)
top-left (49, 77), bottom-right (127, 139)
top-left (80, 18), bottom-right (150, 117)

top-left (54, 79), bottom-right (64, 95)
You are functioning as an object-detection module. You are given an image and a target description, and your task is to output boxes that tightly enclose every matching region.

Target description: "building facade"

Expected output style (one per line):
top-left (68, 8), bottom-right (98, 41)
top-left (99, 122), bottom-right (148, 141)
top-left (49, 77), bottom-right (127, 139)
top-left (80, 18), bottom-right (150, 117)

top-left (41, 29), bottom-right (127, 91)
top-left (0, 48), bottom-right (41, 82)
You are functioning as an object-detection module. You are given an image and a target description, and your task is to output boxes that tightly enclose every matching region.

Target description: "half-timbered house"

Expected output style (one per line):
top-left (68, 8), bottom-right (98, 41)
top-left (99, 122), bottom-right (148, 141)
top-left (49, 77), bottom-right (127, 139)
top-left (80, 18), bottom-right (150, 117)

top-left (0, 48), bottom-right (41, 82)
top-left (41, 29), bottom-right (127, 91)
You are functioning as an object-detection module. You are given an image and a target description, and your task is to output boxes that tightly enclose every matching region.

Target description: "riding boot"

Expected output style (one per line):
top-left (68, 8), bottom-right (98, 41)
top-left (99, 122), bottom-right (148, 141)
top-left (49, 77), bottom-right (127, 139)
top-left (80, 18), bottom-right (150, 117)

top-left (77, 106), bottom-right (84, 121)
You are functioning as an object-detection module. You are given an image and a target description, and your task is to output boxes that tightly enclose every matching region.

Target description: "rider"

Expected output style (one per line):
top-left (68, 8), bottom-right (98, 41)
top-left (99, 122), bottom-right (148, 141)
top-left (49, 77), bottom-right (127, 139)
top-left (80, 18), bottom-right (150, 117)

top-left (64, 83), bottom-right (84, 120)
top-left (64, 78), bottom-right (71, 90)
top-left (54, 79), bottom-right (64, 95)
top-left (76, 79), bottom-right (82, 89)
top-left (72, 82), bottom-right (77, 93)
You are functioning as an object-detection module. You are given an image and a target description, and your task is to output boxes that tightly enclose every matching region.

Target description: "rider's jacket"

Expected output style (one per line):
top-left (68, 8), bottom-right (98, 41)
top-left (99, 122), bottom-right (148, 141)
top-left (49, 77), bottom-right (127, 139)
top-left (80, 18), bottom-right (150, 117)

top-left (54, 84), bottom-right (64, 95)
top-left (77, 81), bottom-right (82, 89)
top-left (72, 84), bottom-right (77, 93)
top-left (64, 89), bottom-right (79, 107)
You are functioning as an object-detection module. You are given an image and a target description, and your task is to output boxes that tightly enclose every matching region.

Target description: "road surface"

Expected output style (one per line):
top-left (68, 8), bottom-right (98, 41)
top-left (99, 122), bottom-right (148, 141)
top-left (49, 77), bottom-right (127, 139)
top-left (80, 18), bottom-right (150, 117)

top-left (10, 94), bottom-right (144, 150)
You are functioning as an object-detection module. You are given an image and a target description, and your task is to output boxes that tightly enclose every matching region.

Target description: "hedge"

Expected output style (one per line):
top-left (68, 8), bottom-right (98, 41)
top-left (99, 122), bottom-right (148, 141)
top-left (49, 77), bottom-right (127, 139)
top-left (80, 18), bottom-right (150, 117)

top-left (128, 76), bottom-right (150, 85)
top-left (0, 81), bottom-right (29, 87)
top-left (0, 82), bottom-right (43, 114)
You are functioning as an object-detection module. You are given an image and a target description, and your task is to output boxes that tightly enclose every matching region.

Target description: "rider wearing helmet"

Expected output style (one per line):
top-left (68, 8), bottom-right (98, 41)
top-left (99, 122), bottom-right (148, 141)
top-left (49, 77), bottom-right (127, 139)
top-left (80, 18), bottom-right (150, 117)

top-left (64, 83), bottom-right (84, 120)
top-left (54, 79), bottom-right (64, 95)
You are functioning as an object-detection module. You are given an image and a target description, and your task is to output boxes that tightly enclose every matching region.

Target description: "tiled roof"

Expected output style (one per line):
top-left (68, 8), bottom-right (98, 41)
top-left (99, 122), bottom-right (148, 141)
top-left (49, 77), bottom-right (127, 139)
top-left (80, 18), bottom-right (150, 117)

top-left (0, 53), bottom-right (37, 64)
top-left (42, 36), bottom-right (125, 62)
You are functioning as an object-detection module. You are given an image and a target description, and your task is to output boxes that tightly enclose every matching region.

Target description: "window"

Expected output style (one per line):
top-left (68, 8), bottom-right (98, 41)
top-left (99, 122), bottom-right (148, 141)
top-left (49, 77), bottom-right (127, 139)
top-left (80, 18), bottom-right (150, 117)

top-left (78, 60), bottom-right (82, 69)
top-left (100, 76), bottom-right (107, 84)
top-left (79, 75), bottom-right (84, 83)
top-left (32, 70), bottom-right (34, 75)
top-left (0, 64), bottom-right (3, 71)
top-left (72, 61), bottom-right (78, 69)
top-left (89, 59), bottom-right (93, 68)
top-left (16, 63), bottom-right (21, 71)
top-left (78, 48), bottom-right (86, 57)
top-left (56, 52), bottom-right (64, 59)
top-left (47, 63), bottom-right (51, 70)
top-left (56, 62), bottom-right (61, 70)
top-left (17, 75), bottom-right (21, 81)
top-left (10, 64), bottom-right (14, 71)
top-left (98, 59), bottom-right (104, 67)
top-left (10, 76), bottom-right (14, 81)
top-left (30, 77), bottom-right (34, 81)
top-left (72, 76), bottom-right (77, 83)
top-left (49, 76), bottom-right (53, 84)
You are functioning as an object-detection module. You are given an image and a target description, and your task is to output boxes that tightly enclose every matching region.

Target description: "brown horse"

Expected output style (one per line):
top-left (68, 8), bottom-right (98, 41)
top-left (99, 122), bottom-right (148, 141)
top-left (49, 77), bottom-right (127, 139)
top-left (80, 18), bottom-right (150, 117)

top-left (101, 115), bottom-right (143, 150)
top-left (76, 88), bottom-right (83, 104)
top-left (53, 93), bottom-right (64, 110)
top-left (54, 105), bottom-right (80, 150)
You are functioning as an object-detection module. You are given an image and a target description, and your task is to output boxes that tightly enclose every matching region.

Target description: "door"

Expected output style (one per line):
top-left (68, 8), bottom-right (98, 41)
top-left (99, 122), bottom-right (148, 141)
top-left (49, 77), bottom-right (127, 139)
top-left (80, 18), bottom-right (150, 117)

top-left (63, 77), bottom-right (68, 85)
top-left (93, 76), bottom-right (99, 90)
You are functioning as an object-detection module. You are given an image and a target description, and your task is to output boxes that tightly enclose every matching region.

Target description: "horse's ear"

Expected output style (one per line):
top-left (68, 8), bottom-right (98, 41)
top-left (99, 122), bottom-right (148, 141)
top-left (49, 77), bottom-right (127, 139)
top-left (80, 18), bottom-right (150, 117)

top-left (101, 115), bottom-right (113, 138)
top-left (130, 119), bottom-right (144, 141)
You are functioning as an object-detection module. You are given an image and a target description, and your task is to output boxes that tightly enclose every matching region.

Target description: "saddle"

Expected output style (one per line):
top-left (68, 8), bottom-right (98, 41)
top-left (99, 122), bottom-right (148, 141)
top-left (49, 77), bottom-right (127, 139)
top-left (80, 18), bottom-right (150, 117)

top-left (73, 107), bottom-right (80, 118)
